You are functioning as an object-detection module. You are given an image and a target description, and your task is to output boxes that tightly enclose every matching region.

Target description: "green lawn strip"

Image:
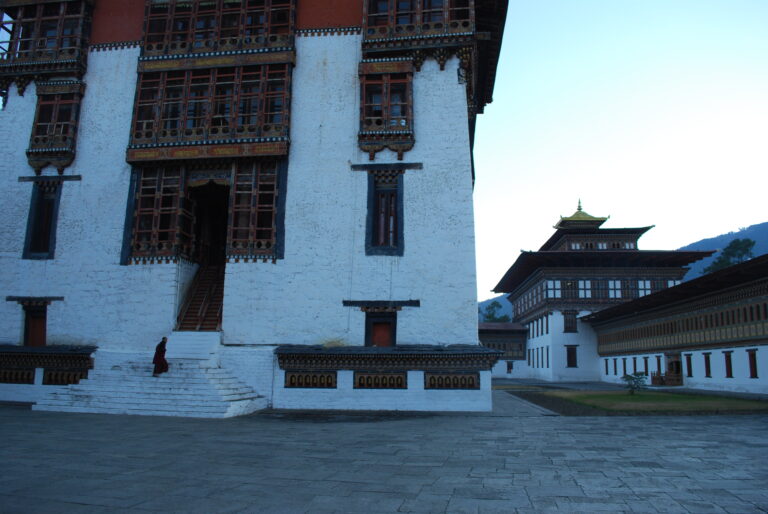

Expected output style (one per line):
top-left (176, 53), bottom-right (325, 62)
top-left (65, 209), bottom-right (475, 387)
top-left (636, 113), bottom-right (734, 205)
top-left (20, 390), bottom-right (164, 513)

top-left (544, 391), bottom-right (768, 412)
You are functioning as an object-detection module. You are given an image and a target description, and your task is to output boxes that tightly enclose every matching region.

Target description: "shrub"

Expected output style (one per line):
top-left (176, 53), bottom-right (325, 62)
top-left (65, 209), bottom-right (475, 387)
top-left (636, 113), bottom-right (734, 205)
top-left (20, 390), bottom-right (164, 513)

top-left (621, 372), bottom-right (648, 395)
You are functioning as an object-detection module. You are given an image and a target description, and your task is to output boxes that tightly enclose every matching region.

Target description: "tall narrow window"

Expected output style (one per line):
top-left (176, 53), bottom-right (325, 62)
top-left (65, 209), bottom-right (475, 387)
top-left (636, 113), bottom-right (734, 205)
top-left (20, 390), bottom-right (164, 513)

top-left (604, 359), bottom-right (609, 375)
top-left (656, 355), bottom-right (662, 374)
top-left (621, 358), bottom-right (627, 376)
top-left (703, 353), bottom-right (711, 377)
top-left (366, 171), bottom-right (403, 255)
top-left (632, 356), bottom-right (637, 374)
top-left (131, 166), bottom-right (190, 260)
top-left (608, 280), bottom-right (622, 299)
top-left (566, 345), bottom-right (577, 368)
top-left (228, 160), bottom-right (280, 258)
top-left (613, 358), bottom-right (617, 375)
top-left (747, 349), bottom-right (758, 379)
top-left (23, 182), bottom-right (61, 259)
top-left (546, 280), bottom-right (561, 298)
top-left (643, 356), bottom-right (649, 376)
top-left (578, 280), bottom-right (591, 298)
top-left (563, 310), bottom-right (577, 333)
top-left (723, 351), bottom-right (733, 378)
top-left (685, 354), bottom-right (693, 377)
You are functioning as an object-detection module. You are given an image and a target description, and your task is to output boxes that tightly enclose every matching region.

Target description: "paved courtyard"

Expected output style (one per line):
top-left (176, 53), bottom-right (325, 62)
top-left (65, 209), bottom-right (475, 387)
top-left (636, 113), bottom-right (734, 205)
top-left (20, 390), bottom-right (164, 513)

top-left (1, 392), bottom-right (767, 513)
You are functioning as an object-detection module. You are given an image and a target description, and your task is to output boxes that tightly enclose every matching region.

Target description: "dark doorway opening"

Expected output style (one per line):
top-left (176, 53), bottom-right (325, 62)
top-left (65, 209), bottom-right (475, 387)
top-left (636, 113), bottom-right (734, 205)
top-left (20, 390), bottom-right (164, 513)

top-left (190, 182), bottom-right (229, 265)
top-left (365, 312), bottom-right (396, 347)
top-left (24, 305), bottom-right (47, 347)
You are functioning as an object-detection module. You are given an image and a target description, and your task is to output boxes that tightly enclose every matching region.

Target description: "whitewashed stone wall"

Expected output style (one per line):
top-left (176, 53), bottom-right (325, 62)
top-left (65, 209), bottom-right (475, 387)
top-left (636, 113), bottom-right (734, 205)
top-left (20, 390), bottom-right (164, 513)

top-left (273, 369), bottom-right (492, 411)
top-left (0, 48), bottom-right (185, 352)
top-left (493, 311), bottom-right (602, 381)
top-left (223, 35), bottom-right (479, 347)
top-left (1, 36), bottom-right (483, 410)
top-left (599, 346), bottom-right (768, 394)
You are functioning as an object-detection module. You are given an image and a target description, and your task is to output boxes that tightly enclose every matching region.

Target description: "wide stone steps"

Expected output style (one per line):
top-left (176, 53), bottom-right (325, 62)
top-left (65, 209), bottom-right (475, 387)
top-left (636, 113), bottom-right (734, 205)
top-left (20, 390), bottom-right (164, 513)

top-left (33, 354), bottom-right (267, 418)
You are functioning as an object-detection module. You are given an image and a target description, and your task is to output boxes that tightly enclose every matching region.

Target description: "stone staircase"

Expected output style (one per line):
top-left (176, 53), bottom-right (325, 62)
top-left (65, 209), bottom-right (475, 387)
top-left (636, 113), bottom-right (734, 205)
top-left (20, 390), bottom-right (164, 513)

top-left (32, 346), bottom-right (268, 418)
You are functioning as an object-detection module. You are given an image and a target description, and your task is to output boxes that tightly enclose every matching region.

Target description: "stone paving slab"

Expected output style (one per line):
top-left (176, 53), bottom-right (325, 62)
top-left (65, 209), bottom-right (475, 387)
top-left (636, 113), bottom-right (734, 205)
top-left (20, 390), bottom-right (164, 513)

top-left (0, 404), bottom-right (767, 513)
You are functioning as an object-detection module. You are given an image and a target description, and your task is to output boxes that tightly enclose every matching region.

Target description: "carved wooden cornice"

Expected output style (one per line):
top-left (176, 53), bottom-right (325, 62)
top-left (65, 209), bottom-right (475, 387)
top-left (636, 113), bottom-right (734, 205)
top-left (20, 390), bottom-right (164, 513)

top-left (296, 27), bottom-right (361, 37)
top-left (275, 345), bottom-right (503, 372)
top-left (0, 52), bottom-right (87, 94)
top-left (126, 138), bottom-right (290, 163)
top-left (358, 133), bottom-right (414, 161)
top-left (138, 48), bottom-right (295, 73)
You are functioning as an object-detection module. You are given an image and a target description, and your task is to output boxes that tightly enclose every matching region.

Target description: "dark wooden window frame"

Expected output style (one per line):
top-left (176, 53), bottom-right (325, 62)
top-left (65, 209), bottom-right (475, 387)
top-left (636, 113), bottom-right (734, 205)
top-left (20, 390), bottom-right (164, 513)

top-left (30, 89), bottom-right (81, 152)
top-left (131, 165), bottom-right (190, 260)
top-left (365, 311), bottom-right (397, 347)
top-left (143, 0), bottom-right (293, 55)
top-left (565, 345), bottom-right (578, 368)
top-left (685, 353), bottom-right (693, 377)
top-left (703, 352), bottom-right (711, 378)
top-left (747, 349), bottom-right (758, 379)
top-left (23, 181), bottom-right (62, 259)
top-left (132, 64), bottom-right (289, 146)
top-left (723, 351), bottom-right (733, 378)
top-left (366, 171), bottom-right (404, 256)
top-left (562, 310), bottom-right (577, 333)
top-left (129, 160), bottom-right (285, 262)
top-left (0, 1), bottom-right (88, 62)
top-left (361, 72), bottom-right (412, 133)
top-left (364, 0), bottom-right (473, 36)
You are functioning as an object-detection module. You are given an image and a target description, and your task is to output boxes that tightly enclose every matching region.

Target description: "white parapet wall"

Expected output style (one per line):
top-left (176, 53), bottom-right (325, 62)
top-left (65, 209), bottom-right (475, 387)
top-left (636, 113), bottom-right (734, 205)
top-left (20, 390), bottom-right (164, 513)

top-left (273, 369), bottom-right (493, 412)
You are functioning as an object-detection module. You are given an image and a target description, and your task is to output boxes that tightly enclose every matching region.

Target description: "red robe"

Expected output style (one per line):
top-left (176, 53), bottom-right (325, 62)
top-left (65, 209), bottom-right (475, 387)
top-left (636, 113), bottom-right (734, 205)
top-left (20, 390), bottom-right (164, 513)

top-left (153, 341), bottom-right (169, 375)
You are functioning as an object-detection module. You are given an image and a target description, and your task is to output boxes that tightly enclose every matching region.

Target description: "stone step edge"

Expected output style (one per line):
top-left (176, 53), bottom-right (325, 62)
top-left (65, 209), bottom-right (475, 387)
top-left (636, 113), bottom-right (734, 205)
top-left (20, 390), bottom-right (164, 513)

top-left (34, 396), bottom-right (262, 410)
top-left (44, 391), bottom-right (258, 401)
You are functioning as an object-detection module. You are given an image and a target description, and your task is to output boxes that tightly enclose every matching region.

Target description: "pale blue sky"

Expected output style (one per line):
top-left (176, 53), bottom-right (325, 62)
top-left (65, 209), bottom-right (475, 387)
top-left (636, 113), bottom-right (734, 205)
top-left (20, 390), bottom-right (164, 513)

top-left (473, 0), bottom-right (768, 300)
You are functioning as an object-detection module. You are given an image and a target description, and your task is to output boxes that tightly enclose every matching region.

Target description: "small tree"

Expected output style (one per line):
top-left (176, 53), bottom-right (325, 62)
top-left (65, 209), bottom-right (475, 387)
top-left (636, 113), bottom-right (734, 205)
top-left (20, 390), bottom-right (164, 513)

top-left (704, 238), bottom-right (756, 274)
top-left (479, 300), bottom-right (511, 322)
top-left (621, 372), bottom-right (647, 395)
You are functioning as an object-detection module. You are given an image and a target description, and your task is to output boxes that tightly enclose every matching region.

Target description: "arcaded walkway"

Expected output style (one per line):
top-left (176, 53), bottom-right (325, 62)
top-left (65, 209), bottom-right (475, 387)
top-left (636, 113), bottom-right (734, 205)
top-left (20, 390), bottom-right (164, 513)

top-left (1, 398), bottom-right (766, 513)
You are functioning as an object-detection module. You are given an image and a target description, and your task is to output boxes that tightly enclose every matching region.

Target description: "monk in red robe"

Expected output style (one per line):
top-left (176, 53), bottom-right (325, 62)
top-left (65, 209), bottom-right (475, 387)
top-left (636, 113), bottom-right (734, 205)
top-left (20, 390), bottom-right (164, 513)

top-left (152, 337), bottom-right (169, 376)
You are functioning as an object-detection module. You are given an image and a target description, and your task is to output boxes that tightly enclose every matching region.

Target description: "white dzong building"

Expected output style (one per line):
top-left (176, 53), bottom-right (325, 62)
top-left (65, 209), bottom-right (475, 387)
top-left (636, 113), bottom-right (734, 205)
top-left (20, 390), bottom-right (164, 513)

top-left (0, 0), bottom-right (507, 415)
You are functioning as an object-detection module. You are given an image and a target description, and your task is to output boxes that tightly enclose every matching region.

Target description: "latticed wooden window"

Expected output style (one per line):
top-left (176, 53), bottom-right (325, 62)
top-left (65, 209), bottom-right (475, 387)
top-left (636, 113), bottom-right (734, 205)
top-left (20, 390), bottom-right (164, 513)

top-left (366, 171), bottom-right (403, 256)
top-left (374, 179), bottom-right (397, 247)
top-left (0, 1), bottom-right (88, 61)
top-left (228, 160), bottom-right (278, 257)
top-left (143, 0), bottom-right (292, 54)
top-left (364, 0), bottom-right (473, 37)
top-left (361, 73), bottom-right (411, 131)
top-left (31, 92), bottom-right (80, 150)
top-left (132, 64), bottom-right (289, 145)
top-left (131, 167), bottom-right (193, 260)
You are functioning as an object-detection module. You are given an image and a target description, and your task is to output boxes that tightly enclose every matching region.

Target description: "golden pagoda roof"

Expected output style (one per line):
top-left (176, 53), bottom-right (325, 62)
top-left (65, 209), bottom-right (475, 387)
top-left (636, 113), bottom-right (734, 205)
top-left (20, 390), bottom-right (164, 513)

top-left (554, 200), bottom-right (608, 229)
